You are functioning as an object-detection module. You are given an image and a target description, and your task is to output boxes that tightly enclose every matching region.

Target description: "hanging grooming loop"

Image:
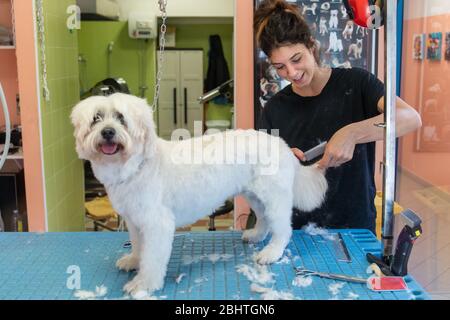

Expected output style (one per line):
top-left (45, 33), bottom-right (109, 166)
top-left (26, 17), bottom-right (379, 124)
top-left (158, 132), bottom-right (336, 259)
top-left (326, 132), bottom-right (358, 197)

top-left (151, 0), bottom-right (168, 112)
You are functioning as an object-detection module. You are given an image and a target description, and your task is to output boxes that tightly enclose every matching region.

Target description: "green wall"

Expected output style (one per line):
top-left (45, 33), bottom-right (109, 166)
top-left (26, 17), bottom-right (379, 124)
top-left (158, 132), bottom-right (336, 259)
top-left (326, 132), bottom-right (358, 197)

top-left (172, 23), bottom-right (234, 78)
top-left (78, 22), bottom-right (234, 123)
top-left (77, 21), bottom-right (156, 102)
top-left (172, 23), bottom-right (234, 123)
top-left (39, 0), bottom-right (85, 231)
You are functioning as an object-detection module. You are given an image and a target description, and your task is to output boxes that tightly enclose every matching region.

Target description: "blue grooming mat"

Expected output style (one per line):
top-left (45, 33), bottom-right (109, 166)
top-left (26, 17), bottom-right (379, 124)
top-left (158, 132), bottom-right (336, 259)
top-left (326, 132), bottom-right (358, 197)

top-left (0, 230), bottom-right (429, 300)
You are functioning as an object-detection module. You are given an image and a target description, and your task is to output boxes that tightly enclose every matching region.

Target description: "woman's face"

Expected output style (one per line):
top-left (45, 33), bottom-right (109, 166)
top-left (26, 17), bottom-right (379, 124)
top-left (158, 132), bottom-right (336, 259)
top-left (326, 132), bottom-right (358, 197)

top-left (269, 43), bottom-right (317, 89)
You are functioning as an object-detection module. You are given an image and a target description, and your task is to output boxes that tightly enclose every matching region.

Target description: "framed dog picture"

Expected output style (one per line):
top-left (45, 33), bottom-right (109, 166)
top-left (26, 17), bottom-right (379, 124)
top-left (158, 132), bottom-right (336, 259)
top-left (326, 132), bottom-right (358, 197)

top-left (445, 32), bottom-right (450, 61)
top-left (413, 33), bottom-right (425, 60)
top-left (427, 32), bottom-right (442, 61)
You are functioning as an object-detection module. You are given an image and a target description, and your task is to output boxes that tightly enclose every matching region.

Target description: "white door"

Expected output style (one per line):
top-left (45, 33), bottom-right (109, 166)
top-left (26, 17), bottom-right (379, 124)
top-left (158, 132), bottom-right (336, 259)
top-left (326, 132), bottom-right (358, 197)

top-left (157, 50), bottom-right (203, 139)
top-left (157, 51), bottom-right (180, 140)
top-left (180, 51), bottom-right (204, 136)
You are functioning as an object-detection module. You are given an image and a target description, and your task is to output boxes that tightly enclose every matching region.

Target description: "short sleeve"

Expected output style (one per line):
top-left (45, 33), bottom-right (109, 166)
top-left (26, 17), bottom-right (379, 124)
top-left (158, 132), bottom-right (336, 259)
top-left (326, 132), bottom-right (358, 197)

top-left (358, 68), bottom-right (385, 118)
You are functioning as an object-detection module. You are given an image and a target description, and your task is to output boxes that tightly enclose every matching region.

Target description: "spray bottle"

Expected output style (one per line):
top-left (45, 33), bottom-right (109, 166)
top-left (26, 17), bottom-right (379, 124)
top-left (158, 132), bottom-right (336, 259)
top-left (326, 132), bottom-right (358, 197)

top-left (12, 209), bottom-right (23, 232)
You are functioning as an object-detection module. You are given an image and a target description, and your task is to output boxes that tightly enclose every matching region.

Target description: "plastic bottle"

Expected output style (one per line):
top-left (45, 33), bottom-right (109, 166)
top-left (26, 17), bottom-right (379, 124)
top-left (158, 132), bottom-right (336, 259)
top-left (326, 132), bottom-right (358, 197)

top-left (12, 209), bottom-right (23, 232)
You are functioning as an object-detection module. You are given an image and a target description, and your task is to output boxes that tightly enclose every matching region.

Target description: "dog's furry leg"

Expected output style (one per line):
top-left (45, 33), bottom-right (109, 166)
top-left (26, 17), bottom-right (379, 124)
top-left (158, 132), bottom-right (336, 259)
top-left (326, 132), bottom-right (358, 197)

top-left (116, 219), bottom-right (140, 272)
top-left (242, 194), bottom-right (269, 243)
top-left (123, 209), bottom-right (175, 296)
top-left (255, 196), bottom-right (293, 264)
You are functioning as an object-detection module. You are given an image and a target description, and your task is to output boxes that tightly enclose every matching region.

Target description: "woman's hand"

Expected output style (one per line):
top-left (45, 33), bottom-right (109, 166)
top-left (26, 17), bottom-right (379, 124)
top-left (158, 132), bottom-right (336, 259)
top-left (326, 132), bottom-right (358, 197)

top-left (317, 126), bottom-right (357, 169)
top-left (291, 148), bottom-right (306, 162)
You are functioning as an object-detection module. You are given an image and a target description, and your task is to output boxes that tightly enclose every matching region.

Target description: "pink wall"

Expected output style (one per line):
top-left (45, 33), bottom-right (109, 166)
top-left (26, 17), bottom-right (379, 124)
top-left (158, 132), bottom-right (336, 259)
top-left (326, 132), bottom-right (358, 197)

top-left (234, 0), bottom-right (253, 229)
top-left (14, 0), bottom-right (46, 231)
top-left (0, 51), bottom-right (19, 126)
top-left (0, 0), bottom-right (13, 29)
top-left (0, 0), bottom-right (19, 127)
top-left (399, 14), bottom-right (450, 186)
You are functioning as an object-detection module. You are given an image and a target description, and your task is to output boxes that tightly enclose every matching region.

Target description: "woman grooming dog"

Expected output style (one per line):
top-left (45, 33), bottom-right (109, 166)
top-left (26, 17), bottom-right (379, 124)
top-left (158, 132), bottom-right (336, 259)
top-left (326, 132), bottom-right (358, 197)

top-left (254, 0), bottom-right (422, 234)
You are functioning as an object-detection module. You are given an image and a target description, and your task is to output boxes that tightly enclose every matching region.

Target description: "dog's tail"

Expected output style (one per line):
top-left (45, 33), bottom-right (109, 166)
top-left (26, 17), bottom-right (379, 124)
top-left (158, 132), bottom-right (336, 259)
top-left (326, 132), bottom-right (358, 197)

top-left (292, 162), bottom-right (328, 212)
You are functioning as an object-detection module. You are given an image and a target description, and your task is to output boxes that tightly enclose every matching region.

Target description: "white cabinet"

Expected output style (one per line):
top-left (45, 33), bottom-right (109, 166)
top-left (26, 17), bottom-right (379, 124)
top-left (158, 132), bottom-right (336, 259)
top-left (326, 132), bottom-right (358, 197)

top-left (157, 50), bottom-right (203, 140)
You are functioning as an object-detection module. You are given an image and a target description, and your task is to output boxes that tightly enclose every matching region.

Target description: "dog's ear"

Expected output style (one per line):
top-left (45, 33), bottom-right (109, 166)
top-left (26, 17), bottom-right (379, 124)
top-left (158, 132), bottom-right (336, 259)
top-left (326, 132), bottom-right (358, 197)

top-left (71, 97), bottom-right (95, 159)
top-left (119, 94), bottom-right (158, 156)
top-left (139, 100), bottom-right (158, 156)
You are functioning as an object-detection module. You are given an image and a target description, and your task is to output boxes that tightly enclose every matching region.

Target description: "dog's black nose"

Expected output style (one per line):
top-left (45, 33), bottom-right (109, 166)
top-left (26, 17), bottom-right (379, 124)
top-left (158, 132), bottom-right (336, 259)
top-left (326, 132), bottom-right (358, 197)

top-left (101, 127), bottom-right (116, 140)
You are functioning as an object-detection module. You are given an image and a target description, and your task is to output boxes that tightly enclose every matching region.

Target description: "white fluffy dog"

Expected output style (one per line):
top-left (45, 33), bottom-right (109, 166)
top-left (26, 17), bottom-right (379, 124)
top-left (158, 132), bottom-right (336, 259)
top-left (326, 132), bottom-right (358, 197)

top-left (70, 93), bottom-right (328, 296)
top-left (329, 9), bottom-right (339, 29)
top-left (319, 16), bottom-right (328, 36)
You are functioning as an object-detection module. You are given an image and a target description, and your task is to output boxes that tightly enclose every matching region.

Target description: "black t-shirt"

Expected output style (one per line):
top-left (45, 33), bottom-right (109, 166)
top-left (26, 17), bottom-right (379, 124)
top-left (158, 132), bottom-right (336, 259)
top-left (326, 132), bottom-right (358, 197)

top-left (258, 67), bottom-right (385, 233)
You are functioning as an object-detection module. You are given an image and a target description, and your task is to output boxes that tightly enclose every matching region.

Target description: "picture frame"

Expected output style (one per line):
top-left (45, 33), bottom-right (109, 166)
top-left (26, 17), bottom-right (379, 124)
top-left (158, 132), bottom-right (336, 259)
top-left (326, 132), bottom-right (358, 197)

top-left (413, 33), bottom-right (425, 60)
top-left (427, 32), bottom-right (442, 61)
top-left (445, 32), bottom-right (450, 61)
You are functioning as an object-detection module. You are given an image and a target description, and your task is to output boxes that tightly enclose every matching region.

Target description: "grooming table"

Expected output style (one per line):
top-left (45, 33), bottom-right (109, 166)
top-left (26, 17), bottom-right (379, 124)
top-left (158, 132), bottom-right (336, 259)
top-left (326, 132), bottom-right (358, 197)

top-left (0, 230), bottom-right (429, 300)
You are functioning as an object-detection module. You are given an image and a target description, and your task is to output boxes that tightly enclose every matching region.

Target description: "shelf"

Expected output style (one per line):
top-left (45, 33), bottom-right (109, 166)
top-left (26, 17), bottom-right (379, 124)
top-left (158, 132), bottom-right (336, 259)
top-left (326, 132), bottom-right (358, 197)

top-left (6, 147), bottom-right (23, 160)
top-left (0, 45), bottom-right (15, 49)
top-left (0, 146), bottom-right (23, 160)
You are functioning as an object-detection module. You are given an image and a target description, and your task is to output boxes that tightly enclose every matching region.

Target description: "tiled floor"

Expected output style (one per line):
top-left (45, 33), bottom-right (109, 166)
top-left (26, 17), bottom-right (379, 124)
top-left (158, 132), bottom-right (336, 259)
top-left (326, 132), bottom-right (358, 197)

top-left (395, 170), bottom-right (450, 300)
top-left (85, 212), bottom-right (234, 232)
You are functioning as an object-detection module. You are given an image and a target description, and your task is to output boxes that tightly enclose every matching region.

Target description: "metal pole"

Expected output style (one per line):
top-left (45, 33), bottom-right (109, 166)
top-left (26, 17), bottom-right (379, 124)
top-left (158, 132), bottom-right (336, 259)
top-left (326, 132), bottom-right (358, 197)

top-left (382, 0), bottom-right (397, 264)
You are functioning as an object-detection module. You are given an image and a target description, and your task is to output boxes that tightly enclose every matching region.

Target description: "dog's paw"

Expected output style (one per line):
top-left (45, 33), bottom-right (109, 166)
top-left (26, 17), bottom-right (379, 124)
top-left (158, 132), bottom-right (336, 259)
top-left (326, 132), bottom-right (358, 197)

top-left (242, 229), bottom-right (266, 243)
top-left (116, 254), bottom-right (139, 272)
top-left (123, 274), bottom-right (163, 298)
top-left (255, 246), bottom-right (283, 265)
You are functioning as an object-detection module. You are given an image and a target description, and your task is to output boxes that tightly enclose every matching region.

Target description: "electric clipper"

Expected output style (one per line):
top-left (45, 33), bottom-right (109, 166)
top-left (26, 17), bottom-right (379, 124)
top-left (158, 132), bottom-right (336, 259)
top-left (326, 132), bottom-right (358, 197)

top-left (367, 209), bottom-right (422, 277)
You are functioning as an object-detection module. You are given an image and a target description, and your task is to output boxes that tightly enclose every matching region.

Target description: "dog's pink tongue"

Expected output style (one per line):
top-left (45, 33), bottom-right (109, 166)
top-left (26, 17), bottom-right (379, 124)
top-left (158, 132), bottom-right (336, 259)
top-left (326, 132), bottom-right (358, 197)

top-left (101, 143), bottom-right (118, 155)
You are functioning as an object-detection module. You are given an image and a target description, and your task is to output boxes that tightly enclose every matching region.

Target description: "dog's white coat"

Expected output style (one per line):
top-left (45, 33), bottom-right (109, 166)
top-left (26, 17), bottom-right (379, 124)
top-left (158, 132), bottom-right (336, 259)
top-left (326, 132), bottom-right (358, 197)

top-left (71, 93), bottom-right (328, 295)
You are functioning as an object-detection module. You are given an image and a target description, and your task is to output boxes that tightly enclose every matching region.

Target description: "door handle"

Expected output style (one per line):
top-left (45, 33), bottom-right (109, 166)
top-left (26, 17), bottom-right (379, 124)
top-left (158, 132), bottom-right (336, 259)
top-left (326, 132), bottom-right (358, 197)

top-left (184, 88), bottom-right (187, 125)
top-left (173, 88), bottom-right (177, 125)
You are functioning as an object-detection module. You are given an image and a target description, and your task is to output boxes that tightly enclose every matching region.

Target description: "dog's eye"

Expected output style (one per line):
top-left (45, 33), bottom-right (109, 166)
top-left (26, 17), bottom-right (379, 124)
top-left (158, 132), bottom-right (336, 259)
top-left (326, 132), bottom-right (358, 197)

top-left (116, 112), bottom-right (126, 126)
top-left (92, 113), bottom-right (103, 125)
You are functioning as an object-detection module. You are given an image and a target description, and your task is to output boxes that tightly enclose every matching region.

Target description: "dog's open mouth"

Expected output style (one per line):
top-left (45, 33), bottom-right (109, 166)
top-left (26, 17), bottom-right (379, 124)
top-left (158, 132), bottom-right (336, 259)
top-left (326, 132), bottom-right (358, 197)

top-left (99, 142), bottom-right (122, 155)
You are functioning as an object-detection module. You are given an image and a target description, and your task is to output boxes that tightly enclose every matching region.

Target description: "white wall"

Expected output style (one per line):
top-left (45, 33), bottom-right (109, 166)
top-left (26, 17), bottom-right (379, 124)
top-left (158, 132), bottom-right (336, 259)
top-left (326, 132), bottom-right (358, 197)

top-left (405, 0), bottom-right (450, 20)
top-left (116, 0), bottom-right (234, 21)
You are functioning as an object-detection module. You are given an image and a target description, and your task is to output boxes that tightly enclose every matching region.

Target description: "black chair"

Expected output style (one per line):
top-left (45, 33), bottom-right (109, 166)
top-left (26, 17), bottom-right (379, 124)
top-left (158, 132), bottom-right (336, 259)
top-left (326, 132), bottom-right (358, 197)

top-left (208, 199), bottom-right (234, 231)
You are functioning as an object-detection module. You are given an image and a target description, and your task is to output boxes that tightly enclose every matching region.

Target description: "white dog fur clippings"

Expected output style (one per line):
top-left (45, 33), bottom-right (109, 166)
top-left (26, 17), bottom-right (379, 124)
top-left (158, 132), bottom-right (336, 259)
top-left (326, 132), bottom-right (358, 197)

top-left (302, 222), bottom-right (336, 241)
top-left (346, 292), bottom-right (359, 300)
top-left (328, 282), bottom-right (345, 296)
top-left (292, 276), bottom-right (313, 288)
top-left (74, 285), bottom-right (108, 300)
top-left (71, 93), bottom-right (328, 296)
top-left (181, 253), bottom-right (234, 265)
top-left (236, 262), bottom-right (275, 286)
top-left (250, 283), bottom-right (297, 300)
top-left (275, 255), bottom-right (291, 264)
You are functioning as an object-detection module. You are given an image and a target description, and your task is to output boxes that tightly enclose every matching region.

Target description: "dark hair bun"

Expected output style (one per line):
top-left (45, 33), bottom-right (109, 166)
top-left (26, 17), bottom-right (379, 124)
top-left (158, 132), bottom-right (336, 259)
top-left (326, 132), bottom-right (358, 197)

top-left (254, 0), bottom-right (317, 60)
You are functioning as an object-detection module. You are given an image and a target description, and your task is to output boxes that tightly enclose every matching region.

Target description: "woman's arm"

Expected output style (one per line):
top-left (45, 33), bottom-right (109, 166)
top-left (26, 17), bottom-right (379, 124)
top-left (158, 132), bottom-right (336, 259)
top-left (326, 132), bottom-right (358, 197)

top-left (317, 96), bottom-right (422, 169)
